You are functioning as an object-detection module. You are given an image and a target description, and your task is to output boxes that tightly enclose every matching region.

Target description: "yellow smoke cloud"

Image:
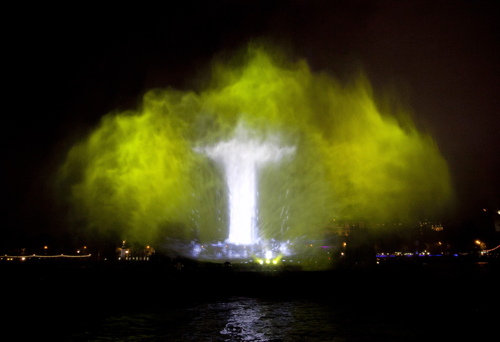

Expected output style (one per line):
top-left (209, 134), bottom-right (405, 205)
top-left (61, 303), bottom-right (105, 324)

top-left (58, 45), bottom-right (453, 244)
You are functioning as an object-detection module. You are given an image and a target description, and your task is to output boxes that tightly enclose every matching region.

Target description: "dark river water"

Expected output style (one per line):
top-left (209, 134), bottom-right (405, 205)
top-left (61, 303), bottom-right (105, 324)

top-left (4, 260), bottom-right (498, 341)
top-left (66, 296), bottom-right (421, 342)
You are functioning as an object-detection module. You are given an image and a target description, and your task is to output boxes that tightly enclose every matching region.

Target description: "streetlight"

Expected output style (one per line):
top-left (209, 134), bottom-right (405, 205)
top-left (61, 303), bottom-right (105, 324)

top-left (475, 240), bottom-right (486, 252)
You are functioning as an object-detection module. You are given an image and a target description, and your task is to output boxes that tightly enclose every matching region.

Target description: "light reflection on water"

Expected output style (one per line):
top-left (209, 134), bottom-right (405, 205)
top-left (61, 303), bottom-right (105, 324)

top-left (69, 296), bottom-right (421, 342)
top-left (71, 297), bottom-right (350, 341)
top-left (188, 298), bottom-right (298, 341)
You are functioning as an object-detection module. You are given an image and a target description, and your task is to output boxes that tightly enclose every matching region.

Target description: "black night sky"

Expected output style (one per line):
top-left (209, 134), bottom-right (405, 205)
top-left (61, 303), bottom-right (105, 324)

top-left (1, 0), bottom-right (499, 250)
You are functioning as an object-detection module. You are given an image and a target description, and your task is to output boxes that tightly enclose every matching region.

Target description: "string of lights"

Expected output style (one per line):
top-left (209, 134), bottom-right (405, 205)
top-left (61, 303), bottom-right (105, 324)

top-left (1, 254), bottom-right (92, 260)
top-left (481, 245), bottom-right (500, 253)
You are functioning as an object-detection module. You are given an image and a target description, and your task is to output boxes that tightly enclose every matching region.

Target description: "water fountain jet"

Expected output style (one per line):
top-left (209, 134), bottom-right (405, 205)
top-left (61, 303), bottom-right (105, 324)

top-left (196, 122), bottom-right (295, 250)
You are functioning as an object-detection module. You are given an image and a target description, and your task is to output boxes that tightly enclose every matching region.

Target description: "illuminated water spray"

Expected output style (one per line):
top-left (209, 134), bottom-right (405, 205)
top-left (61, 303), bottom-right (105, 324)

top-left (197, 122), bottom-right (294, 246)
top-left (59, 48), bottom-right (454, 268)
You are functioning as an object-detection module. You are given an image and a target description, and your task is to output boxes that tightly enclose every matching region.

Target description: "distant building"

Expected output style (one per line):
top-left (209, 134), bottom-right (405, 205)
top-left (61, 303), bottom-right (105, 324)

top-left (116, 241), bottom-right (155, 261)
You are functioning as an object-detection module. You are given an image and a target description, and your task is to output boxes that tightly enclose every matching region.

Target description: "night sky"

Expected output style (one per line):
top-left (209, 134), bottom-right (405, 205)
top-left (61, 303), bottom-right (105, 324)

top-left (2, 0), bottom-right (499, 249)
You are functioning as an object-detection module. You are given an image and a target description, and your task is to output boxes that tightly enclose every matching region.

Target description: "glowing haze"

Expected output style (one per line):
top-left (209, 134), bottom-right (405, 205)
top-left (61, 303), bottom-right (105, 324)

top-left (57, 45), bottom-right (453, 250)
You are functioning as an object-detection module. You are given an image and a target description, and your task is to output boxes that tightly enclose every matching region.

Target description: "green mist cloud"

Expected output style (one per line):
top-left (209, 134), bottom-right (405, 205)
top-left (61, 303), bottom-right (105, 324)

top-left (57, 45), bottom-right (454, 245)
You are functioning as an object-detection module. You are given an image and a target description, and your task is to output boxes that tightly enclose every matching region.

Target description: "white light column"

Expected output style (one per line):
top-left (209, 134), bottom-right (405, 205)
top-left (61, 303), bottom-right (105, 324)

top-left (198, 123), bottom-right (294, 245)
